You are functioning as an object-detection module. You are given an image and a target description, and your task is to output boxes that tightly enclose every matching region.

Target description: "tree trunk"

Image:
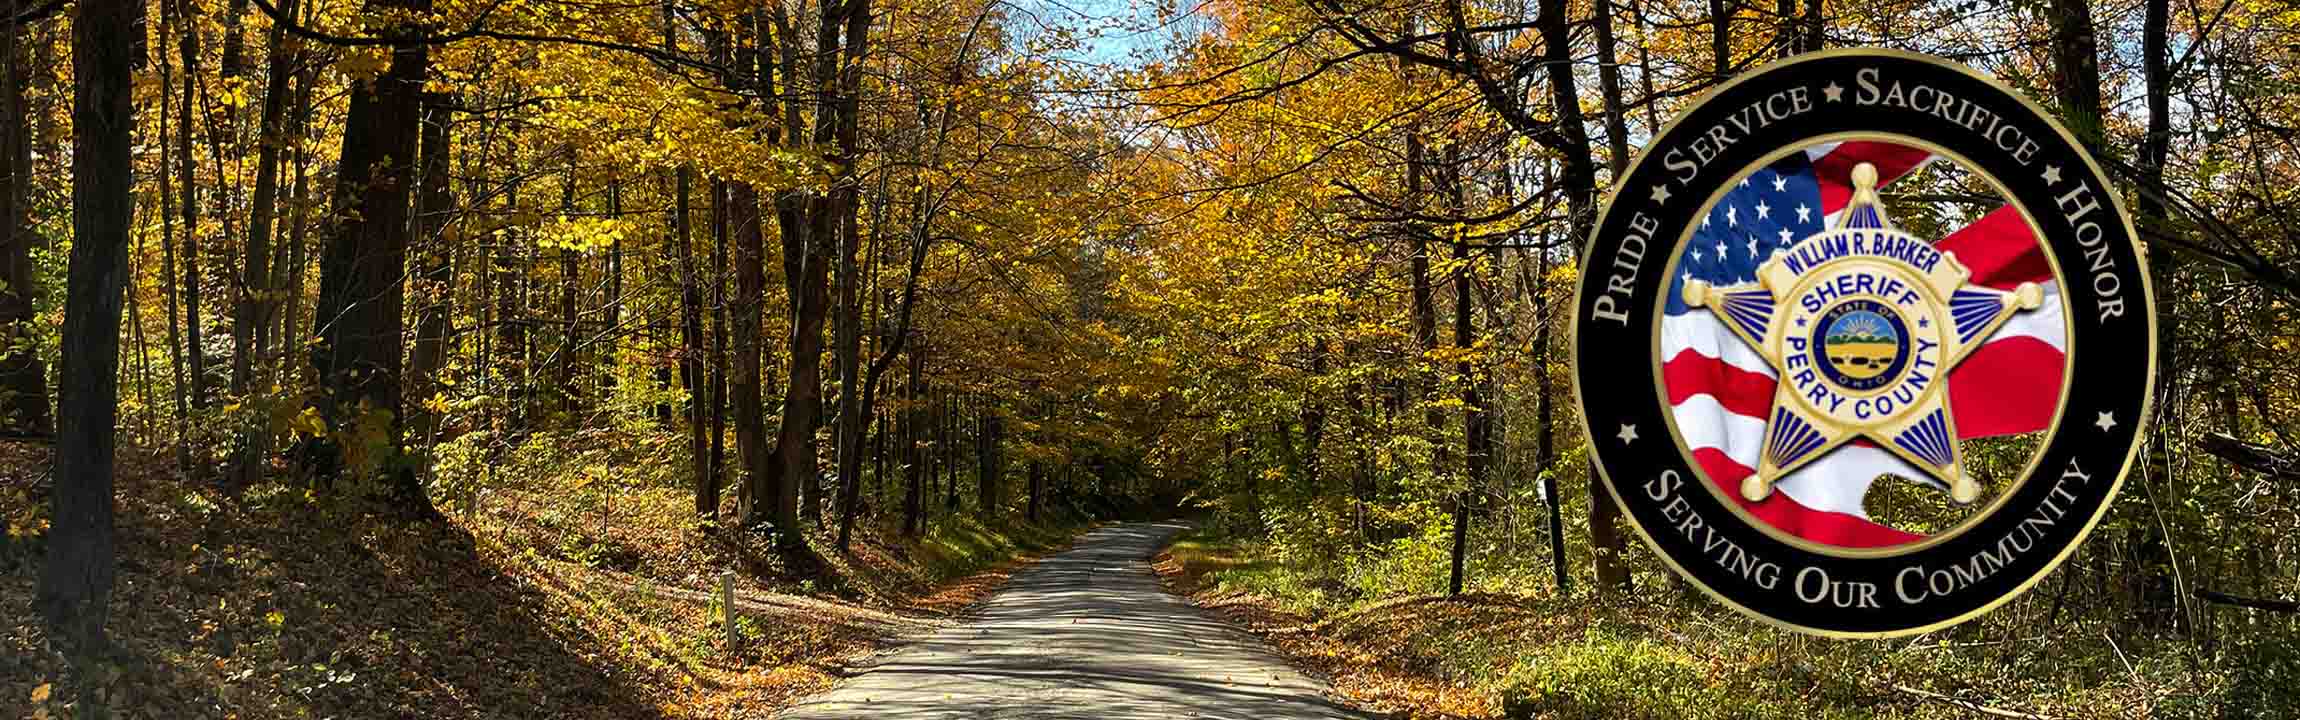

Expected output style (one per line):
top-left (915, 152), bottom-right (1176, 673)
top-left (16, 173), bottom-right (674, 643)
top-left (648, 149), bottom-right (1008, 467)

top-left (1532, 202), bottom-right (1568, 595)
top-left (1590, 0), bottom-right (1632, 179)
top-left (221, 0), bottom-right (254, 418)
top-left (177, 0), bottom-right (205, 411)
top-left (604, 179), bottom-right (622, 401)
top-left (832, 0), bottom-right (875, 553)
top-left (676, 166), bottom-right (712, 518)
top-left (2135, 0), bottom-right (2185, 627)
top-left (1445, 143), bottom-right (1484, 596)
top-left (1398, 19), bottom-right (1446, 474)
top-left (1399, 16), bottom-right (1435, 443)
top-left (306, 0), bottom-right (435, 516)
top-left (942, 391), bottom-right (958, 512)
top-left (1403, 140), bottom-right (1443, 465)
top-left (1542, 0), bottom-right (1629, 592)
top-left (903, 363), bottom-right (925, 535)
top-left (1803, 0), bottom-right (1823, 51)
top-left (2139, 0), bottom-right (2171, 236)
top-left (1302, 343), bottom-right (1327, 491)
top-left (833, 214), bottom-right (862, 544)
top-left (710, 180), bottom-right (730, 520)
top-left (2047, 0), bottom-right (2105, 150)
top-left (557, 154), bottom-right (580, 418)
top-left (0, 8), bottom-right (47, 436)
top-left (278, 61), bottom-right (315, 372)
top-left (798, 0), bottom-right (849, 532)
top-left (764, 7), bottom-right (805, 536)
top-left (1447, 359), bottom-right (1479, 594)
top-left (130, 228), bottom-right (156, 444)
top-left (407, 97), bottom-right (453, 448)
top-left (1347, 382), bottom-right (1375, 542)
top-left (730, 177), bottom-right (773, 531)
top-left (1028, 458), bottom-right (1042, 523)
top-left (1709, 0), bottom-right (1732, 78)
top-left (40, 0), bottom-right (141, 649)
top-left (1775, 0), bottom-right (1798, 57)
top-left (224, 0), bottom-right (300, 487)
top-left (871, 387), bottom-right (887, 512)
top-left (977, 401), bottom-right (1000, 518)
top-left (498, 182), bottom-right (529, 435)
top-left (156, 0), bottom-right (189, 466)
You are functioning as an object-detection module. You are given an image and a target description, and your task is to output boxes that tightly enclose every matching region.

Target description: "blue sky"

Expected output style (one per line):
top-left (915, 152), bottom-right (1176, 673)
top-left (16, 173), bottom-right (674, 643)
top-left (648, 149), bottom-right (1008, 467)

top-left (1009, 0), bottom-right (1206, 68)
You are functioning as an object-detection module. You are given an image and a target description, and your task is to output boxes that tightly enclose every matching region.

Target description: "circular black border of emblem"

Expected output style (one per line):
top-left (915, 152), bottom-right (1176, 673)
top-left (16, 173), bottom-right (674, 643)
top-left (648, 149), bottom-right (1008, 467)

top-left (1572, 49), bottom-right (2155, 637)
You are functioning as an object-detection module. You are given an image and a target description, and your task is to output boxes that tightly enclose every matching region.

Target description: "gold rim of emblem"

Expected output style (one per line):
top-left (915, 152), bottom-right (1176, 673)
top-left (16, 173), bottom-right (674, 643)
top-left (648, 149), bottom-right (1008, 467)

top-left (1570, 47), bottom-right (2158, 639)
top-left (1650, 134), bottom-right (2069, 560)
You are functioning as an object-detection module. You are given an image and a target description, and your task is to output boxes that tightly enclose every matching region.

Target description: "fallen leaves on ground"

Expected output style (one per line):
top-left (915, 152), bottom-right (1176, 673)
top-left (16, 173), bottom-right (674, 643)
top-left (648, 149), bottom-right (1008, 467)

top-left (1, 442), bottom-right (1081, 719)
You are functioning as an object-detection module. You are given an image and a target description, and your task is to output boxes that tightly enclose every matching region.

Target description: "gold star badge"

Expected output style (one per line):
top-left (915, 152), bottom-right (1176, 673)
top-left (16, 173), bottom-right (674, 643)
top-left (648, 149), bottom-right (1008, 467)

top-left (1683, 163), bottom-right (2045, 504)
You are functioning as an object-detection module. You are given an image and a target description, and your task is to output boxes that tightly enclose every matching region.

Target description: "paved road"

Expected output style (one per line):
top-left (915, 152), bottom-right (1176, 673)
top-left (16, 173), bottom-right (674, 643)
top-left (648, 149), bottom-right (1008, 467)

top-left (777, 521), bottom-right (1368, 720)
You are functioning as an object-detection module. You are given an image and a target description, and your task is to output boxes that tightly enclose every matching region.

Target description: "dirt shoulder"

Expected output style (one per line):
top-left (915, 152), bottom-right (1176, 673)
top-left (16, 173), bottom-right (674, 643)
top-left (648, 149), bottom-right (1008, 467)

top-left (1152, 535), bottom-right (1511, 719)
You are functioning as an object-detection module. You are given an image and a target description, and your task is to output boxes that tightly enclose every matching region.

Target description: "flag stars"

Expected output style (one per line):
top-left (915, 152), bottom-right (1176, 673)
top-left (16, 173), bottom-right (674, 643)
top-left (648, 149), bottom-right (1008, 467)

top-left (1747, 236), bottom-right (1760, 256)
top-left (1823, 82), bottom-right (1845, 102)
top-left (2042, 165), bottom-right (2064, 185)
top-left (1755, 200), bottom-right (1771, 220)
top-left (1777, 227), bottom-right (1793, 244)
top-left (1617, 423), bottom-right (1640, 445)
top-left (1692, 249), bottom-right (1704, 262)
top-left (1796, 203), bottom-right (1812, 223)
top-left (1726, 206), bottom-right (1739, 227)
top-left (1772, 175), bottom-right (1789, 193)
top-left (2095, 412), bottom-right (2117, 432)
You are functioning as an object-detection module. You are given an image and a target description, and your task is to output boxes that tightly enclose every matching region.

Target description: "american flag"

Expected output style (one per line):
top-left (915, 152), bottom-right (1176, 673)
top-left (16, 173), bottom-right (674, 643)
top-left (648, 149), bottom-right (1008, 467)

top-left (1661, 141), bottom-right (2068, 547)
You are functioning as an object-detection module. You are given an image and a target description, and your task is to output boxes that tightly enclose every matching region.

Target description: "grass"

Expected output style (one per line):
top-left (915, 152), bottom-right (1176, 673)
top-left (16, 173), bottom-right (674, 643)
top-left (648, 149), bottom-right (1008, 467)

top-left (2, 438), bottom-right (1093, 719)
top-left (1155, 526), bottom-right (2300, 720)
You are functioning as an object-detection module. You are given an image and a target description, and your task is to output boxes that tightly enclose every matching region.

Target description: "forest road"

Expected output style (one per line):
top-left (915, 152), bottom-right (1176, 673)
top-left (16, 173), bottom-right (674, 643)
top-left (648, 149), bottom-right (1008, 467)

top-left (776, 521), bottom-right (1369, 719)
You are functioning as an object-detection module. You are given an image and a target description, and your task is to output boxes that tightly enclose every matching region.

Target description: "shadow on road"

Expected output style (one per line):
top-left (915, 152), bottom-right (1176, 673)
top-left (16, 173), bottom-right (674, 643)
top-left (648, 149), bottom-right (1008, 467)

top-left (777, 521), bottom-right (1368, 719)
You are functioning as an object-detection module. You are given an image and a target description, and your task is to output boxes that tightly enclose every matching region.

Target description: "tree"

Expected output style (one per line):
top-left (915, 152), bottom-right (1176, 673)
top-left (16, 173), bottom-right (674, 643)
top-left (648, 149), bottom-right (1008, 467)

top-left (39, 0), bottom-right (143, 649)
top-left (1591, 0), bottom-right (1632, 176)
top-left (977, 400), bottom-right (1001, 517)
top-left (730, 169), bottom-right (772, 529)
top-left (305, 0), bottom-right (436, 515)
top-left (2046, 0), bottom-right (2105, 150)
top-left (832, 0), bottom-right (881, 552)
top-left (1533, 0), bottom-right (1628, 592)
top-left (676, 165), bottom-right (713, 518)
top-left (175, 0), bottom-right (204, 412)
top-left (765, 0), bottom-right (821, 537)
top-left (1447, 226), bottom-right (1484, 597)
top-left (407, 96), bottom-right (455, 448)
top-left (0, 1), bottom-right (48, 437)
top-left (902, 360), bottom-right (926, 535)
top-left (226, 0), bottom-right (302, 487)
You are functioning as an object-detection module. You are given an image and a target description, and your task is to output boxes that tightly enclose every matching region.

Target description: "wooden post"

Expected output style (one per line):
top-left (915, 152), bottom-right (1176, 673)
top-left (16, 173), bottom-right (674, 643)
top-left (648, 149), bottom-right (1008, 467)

top-left (720, 569), bottom-right (737, 649)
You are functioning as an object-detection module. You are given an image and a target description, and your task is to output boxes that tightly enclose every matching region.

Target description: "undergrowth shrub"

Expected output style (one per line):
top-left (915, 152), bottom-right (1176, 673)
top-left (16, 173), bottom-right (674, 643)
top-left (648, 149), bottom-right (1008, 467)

top-left (1499, 630), bottom-right (1725, 720)
top-left (2214, 631), bottom-right (2300, 720)
top-left (1343, 522), bottom-right (1452, 600)
top-left (1498, 629), bottom-right (1819, 720)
